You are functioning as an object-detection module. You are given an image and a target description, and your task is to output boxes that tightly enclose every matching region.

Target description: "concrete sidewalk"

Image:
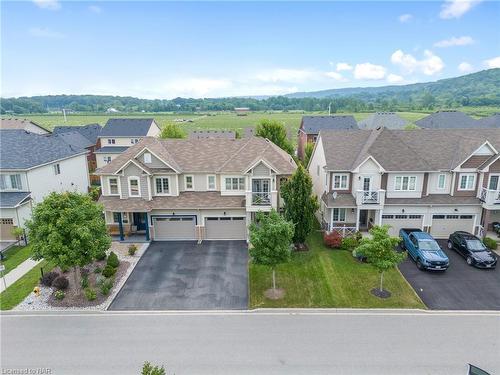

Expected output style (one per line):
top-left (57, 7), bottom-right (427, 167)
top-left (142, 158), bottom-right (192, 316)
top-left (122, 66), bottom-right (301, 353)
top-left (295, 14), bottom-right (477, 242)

top-left (0, 258), bottom-right (42, 293)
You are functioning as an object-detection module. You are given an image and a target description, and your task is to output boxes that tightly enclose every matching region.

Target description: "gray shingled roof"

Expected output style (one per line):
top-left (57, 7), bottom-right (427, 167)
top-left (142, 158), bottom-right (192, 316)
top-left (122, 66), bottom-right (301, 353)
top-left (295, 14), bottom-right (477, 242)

top-left (0, 129), bottom-right (87, 170)
top-left (300, 115), bottom-right (358, 134)
top-left (358, 112), bottom-right (408, 129)
top-left (477, 114), bottom-right (500, 128)
top-left (0, 192), bottom-right (31, 208)
top-left (53, 123), bottom-right (102, 144)
top-left (415, 111), bottom-right (477, 129)
top-left (320, 128), bottom-right (500, 172)
top-left (94, 146), bottom-right (129, 154)
top-left (53, 132), bottom-right (93, 150)
top-left (99, 118), bottom-right (156, 137)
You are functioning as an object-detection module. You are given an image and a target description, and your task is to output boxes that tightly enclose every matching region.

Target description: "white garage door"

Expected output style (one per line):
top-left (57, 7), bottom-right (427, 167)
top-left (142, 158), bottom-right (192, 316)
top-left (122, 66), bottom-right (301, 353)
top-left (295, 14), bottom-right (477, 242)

top-left (205, 217), bottom-right (247, 240)
top-left (381, 214), bottom-right (423, 237)
top-left (153, 216), bottom-right (196, 240)
top-left (430, 214), bottom-right (475, 239)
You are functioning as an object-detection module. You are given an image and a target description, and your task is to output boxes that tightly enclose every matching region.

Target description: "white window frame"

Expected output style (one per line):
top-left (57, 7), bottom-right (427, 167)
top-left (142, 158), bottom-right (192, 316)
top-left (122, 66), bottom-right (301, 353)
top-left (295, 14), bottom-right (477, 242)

top-left (207, 175), bottom-right (216, 191)
top-left (154, 176), bottom-right (170, 195)
top-left (332, 174), bottom-right (349, 190)
top-left (394, 176), bottom-right (417, 191)
top-left (437, 174), bottom-right (446, 190)
top-left (184, 175), bottom-right (194, 190)
top-left (103, 156), bottom-right (112, 164)
top-left (458, 173), bottom-right (476, 191)
top-left (131, 138), bottom-right (139, 144)
top-left (332, 208), bottom-right (346, 222)
top-left (108, 177), bottom-right (120, 196)
top-left (128, 177), bottom-right (141, 197)
top-left (487, 174), bottom-right (500, 190)
top-left (144, 152), bottom-right (152, 164)
top-left (53, 163), bottom-right (61, 175)
top-left (107, 139), bottom-right (116, 145)
top-left (0, 174), bottom-right (22, 191)
top-left (224, 176), bottom-right (245, 191)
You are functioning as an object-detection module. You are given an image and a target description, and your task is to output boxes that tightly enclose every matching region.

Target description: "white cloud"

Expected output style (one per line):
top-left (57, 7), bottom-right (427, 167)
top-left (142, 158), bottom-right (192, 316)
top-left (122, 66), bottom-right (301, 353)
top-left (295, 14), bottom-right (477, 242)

top-left (434, 36), bottom-right (475, 48)
top-left (439, 0), bottom-right (482, 19)
top-left (353, 63), bottom-right (386, 80)
top-left (255, 68), bottom-right (318, 83)
top-left (391, 49), bottom-right (444, 75)
top-left (32, 0), bottom-right (60, 10)
top-left (484, 56), bottom-right (500, 69)
top-left (458, 62), bottom-right (474, 73)
top-left (88, 5), bottom-right (102, 14)
top-left (28, 27), bottom-right (65, 39)
top-left (336, 62), bottom-right (353, 72)
top-left (387, 74), bottom-right (405, 83)
top-left (325, 71), bottom-right (347, 81)
top-left (399, 14), bottom-right (413, 23)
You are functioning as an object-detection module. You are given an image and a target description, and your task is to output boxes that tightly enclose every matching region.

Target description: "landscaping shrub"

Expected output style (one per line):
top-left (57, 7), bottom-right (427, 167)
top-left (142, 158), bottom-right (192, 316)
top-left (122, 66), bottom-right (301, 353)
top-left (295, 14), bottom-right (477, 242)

top-left (80, 274), bottom-right (89, 289)
top-left (54, 290), bottom-right (65, 300)
top-left (52, 276), bottom-right (69, 290)
top-left (95, 251), bottom-right (107, 261)
top-left (484, 237), bottom-right (497, 250)
top-left (95, 275), bottom-right (105, 285)
top-left (107, 251), bottom-right (119, 268)
top-left (40, 271), bottom-right (59, 287)
top-left (99, 278), bottom-right (113, 296)
top-left (341, 236), bottom-right (360, 251)
top-left (84, 288), bottom-right (97, 301)
top-left (80, 267), bottom-right (90, 276)
top-left (94, 266), bottom-right (102, 274)
top-left (128, 244), bottom-right (138, 256)
top-left (102, 264), bottom-right (117, 278)
top-left (323, 231), bottom-right (342, 249)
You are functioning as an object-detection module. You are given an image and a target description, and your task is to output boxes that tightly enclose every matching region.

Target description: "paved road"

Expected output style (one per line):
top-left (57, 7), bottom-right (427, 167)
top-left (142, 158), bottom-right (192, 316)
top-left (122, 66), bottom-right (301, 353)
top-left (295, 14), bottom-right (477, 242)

top-left (399, 240), bottom-right (500, 310)
top-left (109, 241), bottom-right (248, 310)
top-left (1, 310), bottom-right (499, 375)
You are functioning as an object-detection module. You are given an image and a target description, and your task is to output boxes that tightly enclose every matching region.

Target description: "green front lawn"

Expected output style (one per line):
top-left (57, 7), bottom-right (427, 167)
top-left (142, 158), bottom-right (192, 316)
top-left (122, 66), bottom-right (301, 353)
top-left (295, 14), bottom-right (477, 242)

top-left (249, 231), bottom-right (425, 309)
top-left (1, 245), bottom-right (33, 275)
top-left (0, 261), bottom-right (55, 310)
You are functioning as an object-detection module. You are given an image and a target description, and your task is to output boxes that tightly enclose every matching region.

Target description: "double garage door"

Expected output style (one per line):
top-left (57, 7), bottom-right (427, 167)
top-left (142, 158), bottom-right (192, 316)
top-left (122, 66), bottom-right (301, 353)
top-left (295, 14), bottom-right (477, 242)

top-left (382, 214), bottom-right (423, 237)
top-left (152, 216), bottom-right (247, 240)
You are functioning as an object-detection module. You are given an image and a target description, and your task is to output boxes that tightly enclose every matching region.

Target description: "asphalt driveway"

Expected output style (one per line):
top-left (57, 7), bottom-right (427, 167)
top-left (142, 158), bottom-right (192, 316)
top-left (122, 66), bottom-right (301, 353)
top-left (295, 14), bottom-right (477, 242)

top-left (399, 240), bottom-right (500, 310)
top-left (109, 241), bottom-right (248, 310)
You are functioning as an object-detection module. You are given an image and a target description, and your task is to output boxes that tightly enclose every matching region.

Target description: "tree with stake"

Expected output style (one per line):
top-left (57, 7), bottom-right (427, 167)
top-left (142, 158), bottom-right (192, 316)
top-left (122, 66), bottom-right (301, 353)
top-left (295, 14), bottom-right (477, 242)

top-left (26, 192), bottom-right (111, 293)
top-left (280, 164), bottom-right (319, 248)
top-left (355, 225), bottom-right (406, 298)
top-left (249, 210), bottom-right (294, 299)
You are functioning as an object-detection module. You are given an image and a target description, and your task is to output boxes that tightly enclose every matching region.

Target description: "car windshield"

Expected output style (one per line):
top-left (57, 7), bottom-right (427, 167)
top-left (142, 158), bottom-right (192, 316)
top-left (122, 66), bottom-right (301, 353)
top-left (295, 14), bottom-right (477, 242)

top-left (466, 239), bottom-right (487, 252)
top-left (418, 240), bottom-right (441, 251)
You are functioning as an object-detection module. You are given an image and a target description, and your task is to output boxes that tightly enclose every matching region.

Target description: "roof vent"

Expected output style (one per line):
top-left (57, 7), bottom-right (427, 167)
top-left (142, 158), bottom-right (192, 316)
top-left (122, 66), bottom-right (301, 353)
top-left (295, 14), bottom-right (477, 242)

top-left (331, 191), bottom-right (338, 200)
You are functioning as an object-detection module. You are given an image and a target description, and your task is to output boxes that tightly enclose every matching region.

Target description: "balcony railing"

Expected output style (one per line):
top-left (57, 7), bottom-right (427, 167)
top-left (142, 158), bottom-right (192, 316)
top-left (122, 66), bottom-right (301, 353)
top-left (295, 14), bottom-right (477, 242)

top-left (479, 187), bottom-right (500, 206)
top-left (356, 190), bottom-right (385, 205)
top-left (251, 192), bottom-right (271, 206)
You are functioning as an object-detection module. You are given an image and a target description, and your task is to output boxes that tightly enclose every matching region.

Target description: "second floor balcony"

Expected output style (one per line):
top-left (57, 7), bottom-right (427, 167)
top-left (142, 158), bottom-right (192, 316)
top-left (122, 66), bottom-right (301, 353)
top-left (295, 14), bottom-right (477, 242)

top-left (479, 187), bottom-right (500, 207)
top-left (355, 189), bottom-right (385, 206)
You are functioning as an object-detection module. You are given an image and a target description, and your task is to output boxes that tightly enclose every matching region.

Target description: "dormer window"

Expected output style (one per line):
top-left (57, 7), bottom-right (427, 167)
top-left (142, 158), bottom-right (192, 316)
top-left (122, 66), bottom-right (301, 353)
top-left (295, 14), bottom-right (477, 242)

top-left (144, 152), bottom-right (152, 164)
top-left (131, 138), bottom-right (139, 144)
top-left (108, 139), bottom-right (116, 145)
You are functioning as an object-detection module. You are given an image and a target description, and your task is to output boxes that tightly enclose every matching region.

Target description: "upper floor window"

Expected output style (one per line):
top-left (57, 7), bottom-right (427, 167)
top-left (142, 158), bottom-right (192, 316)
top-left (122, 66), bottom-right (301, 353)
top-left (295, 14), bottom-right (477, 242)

top-left (395, 176), bottom-right (416, 191)
top-left (207, 175), bottom-right (216, 190)
top-left (225, 177), bottom-right (245, 191)
top-left (108, 139), bottom-right (116, 145)
top-left (109, 178), bottom-right (119, 195)
top-left (104, 156), bottom-right (112, 164)
top-left (185, 175), bottom-right (194, 190)
top-left (333, 174), bottom-right (349, 190)
top-left (437, 174), bottom-right (446, 190)
top-left (53, 164), bottom-right (61, 175)
top-left (488, 175), bottom-right (499, 190)
top-left (155, 177), bottom-right (170, 195)
top-left (128, 177), bottom-right (140, 197)
top-left (459, 173), bottom-right (475, 191)
top-left (0, 174), bottom-right (22, 190)
top-left (144, 152), bottom-right (152, 164)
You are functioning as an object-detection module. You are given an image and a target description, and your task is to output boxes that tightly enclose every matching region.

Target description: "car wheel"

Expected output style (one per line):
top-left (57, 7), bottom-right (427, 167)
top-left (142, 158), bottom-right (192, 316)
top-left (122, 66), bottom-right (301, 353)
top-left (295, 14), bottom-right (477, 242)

top-left (447, 240), bottom-right (453, 250)
top-left (416, 259), bottom-right (424, 270)
top-left (466, 256), bottom-right (473, 266)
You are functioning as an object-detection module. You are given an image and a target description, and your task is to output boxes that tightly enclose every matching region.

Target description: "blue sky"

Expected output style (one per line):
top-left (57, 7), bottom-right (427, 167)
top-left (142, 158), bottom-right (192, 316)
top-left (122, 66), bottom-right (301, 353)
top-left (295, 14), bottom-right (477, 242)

top-left (1, 0), bottom-right (499, 98)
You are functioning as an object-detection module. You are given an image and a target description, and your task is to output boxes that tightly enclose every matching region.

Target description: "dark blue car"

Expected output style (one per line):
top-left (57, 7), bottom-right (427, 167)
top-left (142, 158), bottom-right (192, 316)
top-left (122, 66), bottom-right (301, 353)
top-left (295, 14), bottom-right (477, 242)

top-left (400, 228), bottom-right (449, 271)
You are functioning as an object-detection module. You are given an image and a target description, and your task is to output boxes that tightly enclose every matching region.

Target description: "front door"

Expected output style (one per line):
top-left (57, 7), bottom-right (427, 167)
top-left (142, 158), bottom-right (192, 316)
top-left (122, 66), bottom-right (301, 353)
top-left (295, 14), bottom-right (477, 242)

top-left (133, 213), bottom-right (147, 231)
top-left (362, 176), bottom-right (372, 191)
top-left (359, 210), bottom-right (368, 228)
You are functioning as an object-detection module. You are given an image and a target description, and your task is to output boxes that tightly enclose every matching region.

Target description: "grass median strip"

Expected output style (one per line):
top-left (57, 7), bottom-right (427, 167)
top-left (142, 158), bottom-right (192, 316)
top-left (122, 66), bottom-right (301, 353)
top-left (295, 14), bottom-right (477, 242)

top-left (1, 245), bottom-right (33, 275)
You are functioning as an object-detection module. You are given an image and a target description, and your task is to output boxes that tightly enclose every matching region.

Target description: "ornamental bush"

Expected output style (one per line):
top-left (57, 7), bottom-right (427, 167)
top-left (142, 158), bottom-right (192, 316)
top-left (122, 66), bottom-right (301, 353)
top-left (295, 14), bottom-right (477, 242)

top-left (106, 251), bottom-right (119, 268)
top-left (323, 231), bottom-right (342, 249)
top-left (52, 276), bottom-right (69, 290)
top-left (102, 264), bottom-right (117, 278)
top-left (54, 290), bottom-right (65, 300)
top-left (484, 237), bottom-right (497, 250)
top-left (128, 244), bottom-right (138, 256)
top-left (40, 271), bottom-right (59, 287)
top-left (84, 288), bottom-right (97, 301)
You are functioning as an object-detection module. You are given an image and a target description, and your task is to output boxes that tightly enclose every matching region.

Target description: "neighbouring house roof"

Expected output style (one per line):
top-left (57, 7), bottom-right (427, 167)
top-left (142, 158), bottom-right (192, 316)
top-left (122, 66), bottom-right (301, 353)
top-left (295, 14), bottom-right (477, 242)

top-left (384, 196), bottom-right (482, 205)
top-left (358, 112), bottom-right (408, 130)
top-left (0, 129), bottom-right (87, 170)
top-left (0, 118), bottom-right (51, 134)
top-left (415, 110), bottom-right (477, 129)
top-left (319, 128), bottom-right (500, 172)
top-left (94, 146), bottom-right (129, 154)
top-left (300, 115), bottom-right (358, 135)
top-left (98, 192), bottom-right (246, 212)
top-left (53, 131), bottom-right (94, 150)
top-left (477, 114), bottom-right (500, 128)
top-left (99, 118), bottom-right (156, 137)
top-left (95, 136), bottom-right (297, 175)
top-left (53, 123), bottom-right (102, 144)
top-left (321, 192), bottom-right (357, 207)
top-left (0, 192), bottom-right (31, 208)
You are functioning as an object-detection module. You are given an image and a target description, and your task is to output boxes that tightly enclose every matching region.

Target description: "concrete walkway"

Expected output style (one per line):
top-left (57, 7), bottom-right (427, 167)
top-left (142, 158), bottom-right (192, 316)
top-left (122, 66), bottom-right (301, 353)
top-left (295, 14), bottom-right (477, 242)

top-left (0, 258), bottom-right (42, 293)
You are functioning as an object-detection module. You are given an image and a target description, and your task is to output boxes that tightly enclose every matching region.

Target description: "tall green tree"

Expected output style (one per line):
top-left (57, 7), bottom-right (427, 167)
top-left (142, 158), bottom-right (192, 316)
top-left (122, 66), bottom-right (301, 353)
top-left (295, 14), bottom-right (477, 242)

top-left (159, 123), bottom-right (185, 139)
top-left (255, 119), bottom-right (294, 155)
top-left (249, 210), bottom-right (294, 296)
top-left (355, 225), bottom-right (406, 295)
top-left (26, 192), bottom-right (111, 291)
top-left (303, 142), bottom-right (315, 167)
top-left (280, 164), bottom-right (319, 245)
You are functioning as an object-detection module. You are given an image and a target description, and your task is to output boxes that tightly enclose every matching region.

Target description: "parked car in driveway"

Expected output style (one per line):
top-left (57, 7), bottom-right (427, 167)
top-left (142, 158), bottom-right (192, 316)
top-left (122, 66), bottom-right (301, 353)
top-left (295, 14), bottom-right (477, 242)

top-left (447, 231), bottom-right (497, 269)
top-left (400, 228), bottom-right (449, 271)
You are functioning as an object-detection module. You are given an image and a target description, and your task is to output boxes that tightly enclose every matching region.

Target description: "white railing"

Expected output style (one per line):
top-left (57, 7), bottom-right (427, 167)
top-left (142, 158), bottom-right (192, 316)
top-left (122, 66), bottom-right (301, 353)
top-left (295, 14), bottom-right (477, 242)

top-left (251, 192), bottom-right (271, 206)
top-left (356, 190), bottom-right (385, 205)
top-left (479, 187), bottom-right (500, 206)
top-left (330, 226), bottom-right (357, 238)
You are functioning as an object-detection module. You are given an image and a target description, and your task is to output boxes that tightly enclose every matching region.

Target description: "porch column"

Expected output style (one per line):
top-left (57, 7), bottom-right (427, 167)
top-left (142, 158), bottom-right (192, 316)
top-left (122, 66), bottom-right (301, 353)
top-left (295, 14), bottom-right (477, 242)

top-left (355, 208), bottom-right (360, 231)
top-left (378, 209), bottom-right (383, 226)
top-left (330, 208), bottom-right (334, 231)
top-left (118, 212), bottom-right (124, 241)
top-left (144, 212), bottom-right (150, 241)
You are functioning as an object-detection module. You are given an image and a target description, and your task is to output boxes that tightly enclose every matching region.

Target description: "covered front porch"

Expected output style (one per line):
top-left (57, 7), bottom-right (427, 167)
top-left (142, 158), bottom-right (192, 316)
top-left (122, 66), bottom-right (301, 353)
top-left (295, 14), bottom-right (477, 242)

top-left (106, 211), bottom-right (151, 242)
top-left (327, 206), bottom-right (382, 237)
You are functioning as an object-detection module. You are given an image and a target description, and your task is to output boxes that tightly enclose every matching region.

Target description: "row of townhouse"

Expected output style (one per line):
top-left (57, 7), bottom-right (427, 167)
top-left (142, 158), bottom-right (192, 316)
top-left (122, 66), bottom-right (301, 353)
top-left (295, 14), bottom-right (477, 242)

top-left (94, 136), bottom-right (296, 241)
top-left (308, 127), bottom-right (500, 239)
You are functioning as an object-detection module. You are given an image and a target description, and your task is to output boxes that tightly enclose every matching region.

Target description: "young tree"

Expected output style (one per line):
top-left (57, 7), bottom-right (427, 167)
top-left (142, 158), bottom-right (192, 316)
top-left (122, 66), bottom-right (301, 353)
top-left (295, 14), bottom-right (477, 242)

top-left (255, 119), bottom-right (294, 155)
top-left (249, 210), bottom-right (294, 298)
top-left (26, 192), bottom-right (111, 291)
top-left (159, 123), bottom-right (185, 139)
top-left (280, 164), bottom-right (319, 245)
top-left (354, 225), bottom-right (406, 297)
